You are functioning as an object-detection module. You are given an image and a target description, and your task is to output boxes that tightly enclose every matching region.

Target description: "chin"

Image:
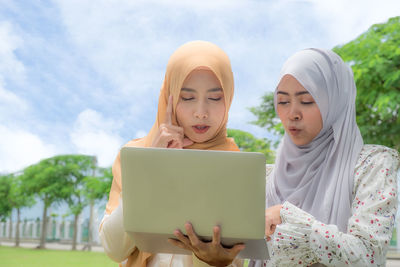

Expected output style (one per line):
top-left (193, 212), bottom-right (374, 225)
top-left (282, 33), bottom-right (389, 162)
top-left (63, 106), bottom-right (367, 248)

top-left (293, 140), bottom-right (311, 146)
top-left (294, 142), bottom-right (305, 146)
top-left (193, 138), bottom-right (209, 143)
top-left (289, 137), bottom-right (305, 146)
top-left (189, 135), bottom-right (209, 143)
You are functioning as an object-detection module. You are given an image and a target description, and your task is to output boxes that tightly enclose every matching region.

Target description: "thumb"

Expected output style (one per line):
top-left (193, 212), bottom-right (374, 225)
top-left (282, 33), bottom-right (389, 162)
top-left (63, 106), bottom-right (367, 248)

top-left (182, 137), bottom-right (194, 147)
top-left (231, 243), bottom-right (246, 256)
top-left (265, 224), bottom-right (276, 237)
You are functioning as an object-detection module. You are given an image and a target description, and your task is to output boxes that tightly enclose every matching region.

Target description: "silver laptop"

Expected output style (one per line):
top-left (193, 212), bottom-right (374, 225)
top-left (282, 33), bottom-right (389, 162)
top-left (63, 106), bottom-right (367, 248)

top-left (121, 147), bottom-right (268, 260)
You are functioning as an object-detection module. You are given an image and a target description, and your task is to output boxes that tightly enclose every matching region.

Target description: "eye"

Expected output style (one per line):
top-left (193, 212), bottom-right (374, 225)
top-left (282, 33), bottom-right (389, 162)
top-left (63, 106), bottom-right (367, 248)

top-left (209, 97), bottom-right (222, 101)
top-left (277, 101), bottom-right (289, 105)
top-left (301, 101), bottom-right (315, 105)
top-left (181, 97), bottom-right (194, 101)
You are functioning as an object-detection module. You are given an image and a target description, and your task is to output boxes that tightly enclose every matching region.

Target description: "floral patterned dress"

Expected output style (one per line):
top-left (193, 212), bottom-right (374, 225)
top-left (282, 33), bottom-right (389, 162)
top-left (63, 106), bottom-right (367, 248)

top-left (265, 145), bottom-right (399, 267)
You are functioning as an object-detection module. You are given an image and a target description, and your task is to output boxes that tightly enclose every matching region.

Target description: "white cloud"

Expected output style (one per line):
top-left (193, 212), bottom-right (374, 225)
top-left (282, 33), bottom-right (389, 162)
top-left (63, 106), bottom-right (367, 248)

top-left (311, 0), bottom-right (400, 45)
top-left (0, 20), bottom-right (30, 125)
top-left (0, 21), bottom-right (25, 83)
top-left (0, 20), bottom-right (55, 173)
top-left (70, 109), bottom-right (124, 167)
top-left (0, 82), bottom-right (22, 105)
top-left (0, 79), bottom-right (28, 118)
top-left (0, 125), bottom-right (56, 173)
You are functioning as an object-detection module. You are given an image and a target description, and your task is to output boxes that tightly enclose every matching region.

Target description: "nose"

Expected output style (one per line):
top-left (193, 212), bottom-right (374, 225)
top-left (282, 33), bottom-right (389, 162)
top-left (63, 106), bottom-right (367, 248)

top-left (288, 104), bottom-right (301, 121)
top-left (194, 102), bottom-right (208, 119)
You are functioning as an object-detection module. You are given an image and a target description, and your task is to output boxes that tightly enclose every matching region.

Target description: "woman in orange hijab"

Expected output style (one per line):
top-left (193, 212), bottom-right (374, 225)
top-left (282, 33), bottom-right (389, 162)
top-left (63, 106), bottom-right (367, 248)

top-left (99, 41), bottom-right (244, 267)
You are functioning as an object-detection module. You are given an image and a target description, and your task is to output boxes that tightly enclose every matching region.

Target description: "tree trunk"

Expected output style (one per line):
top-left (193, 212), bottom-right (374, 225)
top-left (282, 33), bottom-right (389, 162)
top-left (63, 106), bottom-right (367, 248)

top-left (87, 199), bottom-right (94, 251)
top-left (15, 208), bottom-right (20, 247)
top-left (38, 204), bottom-right (48, 249)
top-left (85, 157), bottom-right (97, 252)
top-left (72, 213), bottom-right (79, 250)
top-left (8, 210), bottom-right (12, 240)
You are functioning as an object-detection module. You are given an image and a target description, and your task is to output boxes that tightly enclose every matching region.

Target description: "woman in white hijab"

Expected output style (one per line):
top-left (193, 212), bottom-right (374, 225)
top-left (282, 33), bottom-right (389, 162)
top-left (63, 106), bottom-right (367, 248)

top-left (264, 48), bottom-right (399, 266)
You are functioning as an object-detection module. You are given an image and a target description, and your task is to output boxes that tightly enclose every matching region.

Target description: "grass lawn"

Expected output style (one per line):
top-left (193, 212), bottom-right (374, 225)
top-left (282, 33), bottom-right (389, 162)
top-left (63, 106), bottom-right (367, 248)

top-left (0, 246), bottom-right (116, 267)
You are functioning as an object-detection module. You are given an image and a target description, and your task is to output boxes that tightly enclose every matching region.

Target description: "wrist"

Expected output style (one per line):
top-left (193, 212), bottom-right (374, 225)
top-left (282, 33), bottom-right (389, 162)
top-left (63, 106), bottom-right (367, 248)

top-left (210, 259), bottom-right (232, 267)
top-left (193, 253), bottom-right (232, 267)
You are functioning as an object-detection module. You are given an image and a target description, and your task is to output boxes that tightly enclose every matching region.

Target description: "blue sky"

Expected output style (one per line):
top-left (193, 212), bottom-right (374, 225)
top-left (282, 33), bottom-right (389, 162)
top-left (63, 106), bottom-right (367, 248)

top-left (1, 0), bottom-right (399, 175)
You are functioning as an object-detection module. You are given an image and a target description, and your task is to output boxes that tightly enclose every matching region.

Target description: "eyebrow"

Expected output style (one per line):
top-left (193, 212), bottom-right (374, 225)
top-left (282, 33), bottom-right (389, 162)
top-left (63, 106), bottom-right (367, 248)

top-left (277, 90), bottom-right (310, 96)
top-left (181, 87), bottom-right (223, 93)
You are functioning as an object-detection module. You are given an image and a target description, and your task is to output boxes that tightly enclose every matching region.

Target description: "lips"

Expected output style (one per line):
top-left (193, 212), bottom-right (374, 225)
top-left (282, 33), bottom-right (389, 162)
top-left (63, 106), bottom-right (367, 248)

top-left (289, 127), bottom-right (301, 136)
top-left (192, 125), bottom-right (210, 134)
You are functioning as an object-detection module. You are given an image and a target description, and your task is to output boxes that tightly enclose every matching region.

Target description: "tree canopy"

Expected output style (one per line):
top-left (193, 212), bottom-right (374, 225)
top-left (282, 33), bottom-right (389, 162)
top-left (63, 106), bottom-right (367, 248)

top-left (0, 174), bottom-right (13, 221)
top-left (21, 154), bottom-right (95, 248)
top-left (227, 129), bottom-right (275, 163)
top-left (83, 166), bottom-right (113, 202)
top-left (333, 16), bottom-right (400, 150)
top-left (248, 93), bottom-right (284, 146)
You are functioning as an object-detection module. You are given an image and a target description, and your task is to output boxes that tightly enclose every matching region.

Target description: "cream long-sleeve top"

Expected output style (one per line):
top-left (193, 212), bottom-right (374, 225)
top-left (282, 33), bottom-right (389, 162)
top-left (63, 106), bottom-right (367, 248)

top-left (266, 144), bottom-right (399, 267)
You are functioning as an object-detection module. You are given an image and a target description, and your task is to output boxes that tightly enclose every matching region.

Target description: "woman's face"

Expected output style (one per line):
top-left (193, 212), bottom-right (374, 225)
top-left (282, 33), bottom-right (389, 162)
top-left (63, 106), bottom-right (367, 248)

top-left (176, 69), bottom-right (226, 143)
top-left (276, 74), bottom-right (323, 146)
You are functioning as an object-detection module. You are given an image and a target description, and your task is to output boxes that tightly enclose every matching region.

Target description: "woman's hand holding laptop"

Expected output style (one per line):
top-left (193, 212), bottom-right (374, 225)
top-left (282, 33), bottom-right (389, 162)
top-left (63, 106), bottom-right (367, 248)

top-left (168, 222), bottom-right (245, 267)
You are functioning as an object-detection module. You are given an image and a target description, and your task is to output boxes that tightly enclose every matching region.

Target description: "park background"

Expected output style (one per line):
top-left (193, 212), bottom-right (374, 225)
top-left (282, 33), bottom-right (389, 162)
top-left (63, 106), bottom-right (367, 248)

top-left (0, 0), bottom-right (400, 266)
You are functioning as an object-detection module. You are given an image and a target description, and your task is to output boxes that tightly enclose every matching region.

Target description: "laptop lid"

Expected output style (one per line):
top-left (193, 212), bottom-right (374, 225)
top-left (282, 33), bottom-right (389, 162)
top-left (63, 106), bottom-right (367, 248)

top-left (121, 147), bottom-right (268, 259)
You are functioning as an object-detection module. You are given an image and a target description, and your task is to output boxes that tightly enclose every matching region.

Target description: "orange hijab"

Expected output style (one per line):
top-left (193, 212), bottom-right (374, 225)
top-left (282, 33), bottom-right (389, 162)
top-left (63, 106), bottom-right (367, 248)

top-left (105, 41), bottom-right (239, 267)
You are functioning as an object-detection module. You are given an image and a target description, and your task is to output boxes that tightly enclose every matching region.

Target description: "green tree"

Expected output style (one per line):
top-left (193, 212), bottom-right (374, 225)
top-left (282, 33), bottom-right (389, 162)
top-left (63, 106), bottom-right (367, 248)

top-left (61, 155), bottom-right (96, 251)
top-left (248, 93), bottom-right (284, 146)
top-left (22, 155), bottom-right (82, 249)
top-left (8, 173), bottom-right (35, 246)
top-left (250, 16), bottom-right (400, 151)
top-left (0, 174), bottom-right (13, 239)
top-left (227, 129), bottom-right (275, 163)
top-left (333, 16), bottom-right (400, 150)
top-left (0, 174), bottom-right (12, 220)
top-left (82, 162), bottom-right (112, 251)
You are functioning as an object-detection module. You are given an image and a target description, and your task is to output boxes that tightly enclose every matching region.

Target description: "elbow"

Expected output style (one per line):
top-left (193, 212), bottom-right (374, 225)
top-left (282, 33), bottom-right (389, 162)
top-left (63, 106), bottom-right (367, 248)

top-left (99, 224), bottom-right (135, 263)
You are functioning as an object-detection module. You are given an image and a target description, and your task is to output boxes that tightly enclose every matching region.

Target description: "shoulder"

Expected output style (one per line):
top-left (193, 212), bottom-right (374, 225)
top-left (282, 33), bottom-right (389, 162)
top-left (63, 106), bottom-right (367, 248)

top-left (356, 144), bottom-right (399, 168)
top-left (353, 144), bottom-right (399, 193)
top-left (124, 137), bottom-right (146, 148)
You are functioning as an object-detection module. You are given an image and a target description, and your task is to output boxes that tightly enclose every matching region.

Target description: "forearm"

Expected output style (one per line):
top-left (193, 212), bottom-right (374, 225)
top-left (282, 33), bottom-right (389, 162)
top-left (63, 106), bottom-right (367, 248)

top-left (271, 201), bottom-right (392, 266)
top-left (192, 254), bottom-right (244, 267)
top-left (310, 220), bottom-right (384, 266)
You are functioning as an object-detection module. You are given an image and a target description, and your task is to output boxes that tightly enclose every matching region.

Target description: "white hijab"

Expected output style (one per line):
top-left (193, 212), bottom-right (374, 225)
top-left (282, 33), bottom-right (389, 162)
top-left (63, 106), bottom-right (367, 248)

top-left (266, 48), bottom-right (364, 232)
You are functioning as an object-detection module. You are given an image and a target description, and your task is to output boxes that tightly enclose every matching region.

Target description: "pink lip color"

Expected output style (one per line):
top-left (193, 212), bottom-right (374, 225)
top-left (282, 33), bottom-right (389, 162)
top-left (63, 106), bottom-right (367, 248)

top-left (192, 125), bottom-right (210, 134)
top-left (289, 128), bottom-right (301, 136)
